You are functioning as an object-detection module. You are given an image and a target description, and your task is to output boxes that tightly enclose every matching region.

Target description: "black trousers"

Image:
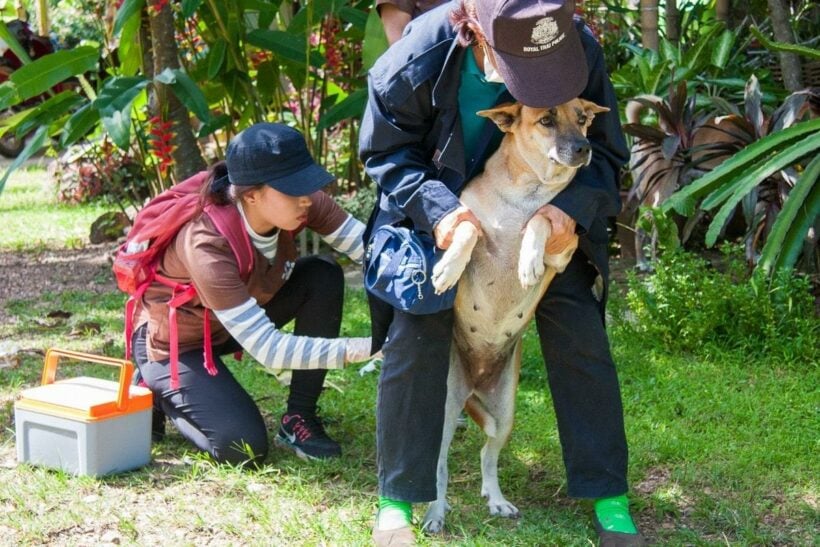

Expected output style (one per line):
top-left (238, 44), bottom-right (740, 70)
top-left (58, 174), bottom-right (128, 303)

top-left (369, 251), bottom-right (628, 501)
top-left (133, 256), bottom-right (344, 465)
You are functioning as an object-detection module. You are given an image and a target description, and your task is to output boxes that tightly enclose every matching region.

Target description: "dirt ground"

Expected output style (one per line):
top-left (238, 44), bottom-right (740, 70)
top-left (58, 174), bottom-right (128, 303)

top-left (0, 245), bottom-right (118, 322)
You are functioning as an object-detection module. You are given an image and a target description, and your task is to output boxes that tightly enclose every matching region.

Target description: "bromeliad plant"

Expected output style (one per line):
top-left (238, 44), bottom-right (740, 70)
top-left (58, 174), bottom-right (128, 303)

top-left (663, 98), bottom-right (820, 275)
top-left (695, 76), bottom-right (819, 266)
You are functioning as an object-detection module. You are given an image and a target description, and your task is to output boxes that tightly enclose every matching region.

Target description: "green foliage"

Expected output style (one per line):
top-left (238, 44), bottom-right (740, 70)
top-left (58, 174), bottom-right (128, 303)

top-left (611, 21), bottom-right (756, 104)
top-left (665, 116), bottom-right (820, 274)
top-left (335, 183), bottom-right (376, 223)
top-left (615, 247), bottom-right (818, 362)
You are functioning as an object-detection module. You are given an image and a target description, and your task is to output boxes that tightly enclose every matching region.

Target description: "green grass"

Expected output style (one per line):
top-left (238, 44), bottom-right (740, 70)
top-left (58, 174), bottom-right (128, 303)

top-left (1, 167), bottom-right (818, 545)
top-left (0, 166), bottom-right (116, 250)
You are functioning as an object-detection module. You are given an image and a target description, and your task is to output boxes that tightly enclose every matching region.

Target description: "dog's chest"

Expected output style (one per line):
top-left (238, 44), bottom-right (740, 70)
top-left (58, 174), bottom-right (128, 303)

top-left (453, 221), bottom-right (545, 351)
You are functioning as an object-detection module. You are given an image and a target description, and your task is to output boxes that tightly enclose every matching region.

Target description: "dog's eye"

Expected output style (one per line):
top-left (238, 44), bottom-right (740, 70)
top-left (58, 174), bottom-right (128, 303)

top-left (577, 114), bottom-right (588, 125)
top-left (539, 116), bottom-right (555, 128)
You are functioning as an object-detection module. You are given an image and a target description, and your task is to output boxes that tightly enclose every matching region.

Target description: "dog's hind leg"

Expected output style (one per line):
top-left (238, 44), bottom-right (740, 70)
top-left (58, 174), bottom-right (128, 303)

top-left (422, 349), bottom-right (472, 534)
top-left (475, 342), bottom-right (521, 519)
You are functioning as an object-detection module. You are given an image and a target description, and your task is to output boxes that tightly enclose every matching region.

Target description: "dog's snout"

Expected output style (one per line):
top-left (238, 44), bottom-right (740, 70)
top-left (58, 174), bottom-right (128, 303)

top-left (553, 137), bottom-right (592, 167)
top-left (574, 140), bottom-right (590, 157)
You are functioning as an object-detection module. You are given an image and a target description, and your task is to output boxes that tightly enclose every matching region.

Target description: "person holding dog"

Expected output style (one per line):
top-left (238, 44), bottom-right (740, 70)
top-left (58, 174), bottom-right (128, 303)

top-left (132, 123), bottom-right (377, 465)
top-left (359, 1), bottom-right (640, 546)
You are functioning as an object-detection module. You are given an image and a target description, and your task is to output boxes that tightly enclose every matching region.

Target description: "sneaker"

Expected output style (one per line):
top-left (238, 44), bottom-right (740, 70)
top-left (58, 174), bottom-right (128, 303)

top-left (274, 412), bottom-right (342, 460)
top-left (151, 407), bottom-right (166, 442)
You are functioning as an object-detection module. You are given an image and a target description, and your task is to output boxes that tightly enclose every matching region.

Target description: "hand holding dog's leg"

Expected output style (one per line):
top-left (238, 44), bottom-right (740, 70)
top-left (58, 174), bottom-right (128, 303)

top-left (519, 215), bottom-right (551, 288)
top-left (432, 222), bottom-right (479, 294)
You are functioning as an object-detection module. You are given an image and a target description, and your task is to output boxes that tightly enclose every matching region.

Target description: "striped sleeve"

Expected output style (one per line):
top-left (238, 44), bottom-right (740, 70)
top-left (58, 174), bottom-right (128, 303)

top-left (214, 298), bottom-right (346, 370)
top-left (321, 214), bottom-right (366, 263)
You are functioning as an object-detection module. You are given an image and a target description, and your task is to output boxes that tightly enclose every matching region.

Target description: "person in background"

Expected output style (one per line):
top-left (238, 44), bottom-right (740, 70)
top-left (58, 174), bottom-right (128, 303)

top-left (133, 123), bottom-right (377, 464)
top-left (360, 1), bottom-right (642, 545)
top-left (376, 0), bottom-right (450, 45)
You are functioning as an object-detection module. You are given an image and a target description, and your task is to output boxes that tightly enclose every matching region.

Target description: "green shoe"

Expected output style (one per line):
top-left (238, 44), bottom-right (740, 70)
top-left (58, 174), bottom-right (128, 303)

top-left (593, 514), bottom-right (646, 546)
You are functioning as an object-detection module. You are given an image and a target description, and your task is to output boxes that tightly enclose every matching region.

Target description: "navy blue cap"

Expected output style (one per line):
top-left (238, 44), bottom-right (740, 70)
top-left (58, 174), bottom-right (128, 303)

top-left (226, 123), bottom-right (334, 196)
top-left (475, 0), bottom-right (588, 108)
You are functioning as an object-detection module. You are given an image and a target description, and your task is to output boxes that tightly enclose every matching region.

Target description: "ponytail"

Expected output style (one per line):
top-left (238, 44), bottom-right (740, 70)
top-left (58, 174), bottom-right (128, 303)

top-left (450, 1), bottom-right (479, 48)
top-left (201, 161), bottom-right (232, 206)
top-left (199, 160), bottom-right (265, 208)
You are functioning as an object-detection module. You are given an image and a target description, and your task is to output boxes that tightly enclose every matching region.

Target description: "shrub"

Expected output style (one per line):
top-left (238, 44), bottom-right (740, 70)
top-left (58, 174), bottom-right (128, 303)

top-left (50, 139), bottom-right (151, 208)
top-left (336, 184), bottom-right (376, 223)
top-left (614, 246), bottom-right (818, 362)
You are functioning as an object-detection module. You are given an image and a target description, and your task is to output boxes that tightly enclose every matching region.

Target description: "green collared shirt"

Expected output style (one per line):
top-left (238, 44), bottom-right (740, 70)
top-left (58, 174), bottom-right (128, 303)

top-left (458, 47), bottom-right (508, 171)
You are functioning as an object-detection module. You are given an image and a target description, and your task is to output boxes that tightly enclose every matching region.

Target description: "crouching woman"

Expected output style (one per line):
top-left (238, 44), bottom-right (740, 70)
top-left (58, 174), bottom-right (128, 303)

top-left (132, 123), bottom-right (375, 465)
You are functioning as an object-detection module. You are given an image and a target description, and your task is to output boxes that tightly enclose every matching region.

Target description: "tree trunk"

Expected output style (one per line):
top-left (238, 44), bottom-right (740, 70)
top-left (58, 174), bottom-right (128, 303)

top-left (640, 0), bottom-right (659, 51)
top-left (149, 3), bottom-right (206, 181)
top-left (715, 0), bottom-right (731, 26)
top-left (766, 0), bottom-right (804, 92)
top-left (665, 0), bottom-right (680, 43)
top-left (34, 0), bottom-right (48, 36)
top-left (140, 12), bottom-right (154, 79)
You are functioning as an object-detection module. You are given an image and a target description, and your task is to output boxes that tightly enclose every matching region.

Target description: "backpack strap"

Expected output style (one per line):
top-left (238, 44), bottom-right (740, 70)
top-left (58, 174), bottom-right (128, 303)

top-left (124, 275), bottom-right (153, 361)
top-left (160, 276), bottom-right (197, 391)
top-left (205, 203), bottom-right (255, 281)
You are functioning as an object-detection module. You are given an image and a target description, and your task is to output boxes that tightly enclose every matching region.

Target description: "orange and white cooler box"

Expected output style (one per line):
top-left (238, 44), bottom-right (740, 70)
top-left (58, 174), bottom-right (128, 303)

top-left (15, 349), bottom-right (153, 476)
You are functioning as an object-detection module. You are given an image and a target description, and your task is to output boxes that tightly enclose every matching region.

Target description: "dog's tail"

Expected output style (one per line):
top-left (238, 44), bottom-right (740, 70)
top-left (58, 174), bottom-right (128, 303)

top-left (465, 396), bottom-right (498, 438)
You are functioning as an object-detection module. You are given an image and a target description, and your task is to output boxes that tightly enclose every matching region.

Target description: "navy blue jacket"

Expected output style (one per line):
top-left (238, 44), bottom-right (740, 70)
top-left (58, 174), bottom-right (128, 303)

top-left (359, 4), bottom-right (628, 279)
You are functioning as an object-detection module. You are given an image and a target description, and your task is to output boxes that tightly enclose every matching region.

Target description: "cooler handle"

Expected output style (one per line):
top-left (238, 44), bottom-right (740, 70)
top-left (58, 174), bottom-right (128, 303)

top-left (42, 349), bottom-right (135, 411)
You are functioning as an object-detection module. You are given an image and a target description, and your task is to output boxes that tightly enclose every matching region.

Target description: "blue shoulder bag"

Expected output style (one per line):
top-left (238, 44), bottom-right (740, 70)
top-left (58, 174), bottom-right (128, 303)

top-left (364, 225), bottom-right (457, 315)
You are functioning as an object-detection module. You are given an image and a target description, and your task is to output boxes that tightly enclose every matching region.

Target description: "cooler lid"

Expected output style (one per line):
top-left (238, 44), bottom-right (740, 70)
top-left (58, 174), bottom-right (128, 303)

top-left (16, 377), bottom-right (153, 421)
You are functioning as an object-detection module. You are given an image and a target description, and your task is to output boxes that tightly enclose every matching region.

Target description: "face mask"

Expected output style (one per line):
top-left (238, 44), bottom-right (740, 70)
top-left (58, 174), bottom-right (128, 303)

top-left (481, 44), bottom-right (505, 84)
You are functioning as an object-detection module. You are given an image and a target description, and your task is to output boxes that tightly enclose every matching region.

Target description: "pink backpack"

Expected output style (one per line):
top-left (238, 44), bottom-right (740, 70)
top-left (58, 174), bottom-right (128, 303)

top-left (113, 172), bottom-right (254, 389)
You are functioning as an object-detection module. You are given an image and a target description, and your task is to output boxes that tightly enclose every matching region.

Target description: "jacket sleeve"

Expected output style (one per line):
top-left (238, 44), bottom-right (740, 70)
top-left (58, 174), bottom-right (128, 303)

top-left (359, 75), bottom-right (461, 236)
top-left (548, 30), bottom-right (629, 233)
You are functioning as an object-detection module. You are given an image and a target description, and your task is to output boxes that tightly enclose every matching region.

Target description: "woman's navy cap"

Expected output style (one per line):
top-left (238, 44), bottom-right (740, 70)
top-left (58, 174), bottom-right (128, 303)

top-left (226, 123), bottom-right (335, 196)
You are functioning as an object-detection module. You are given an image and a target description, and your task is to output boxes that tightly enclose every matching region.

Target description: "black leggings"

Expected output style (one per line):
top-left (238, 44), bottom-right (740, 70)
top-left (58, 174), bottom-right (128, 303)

top-left (133, 256), bottom-right (344, 465)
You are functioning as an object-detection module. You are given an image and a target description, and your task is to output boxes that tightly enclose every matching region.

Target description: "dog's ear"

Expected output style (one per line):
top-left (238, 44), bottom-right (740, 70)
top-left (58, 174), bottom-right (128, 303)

top-left (477, 102), bottom-right (521, 133)
top-left (578, 99), bottom-right (610, 116)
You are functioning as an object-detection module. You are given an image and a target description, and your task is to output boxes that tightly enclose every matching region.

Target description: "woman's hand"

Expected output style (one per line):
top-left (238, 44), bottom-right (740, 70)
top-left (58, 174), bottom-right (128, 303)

top-left (535, 204), bottom-right (577, 254)
top-left (344, 337), bottom-right (381, 364)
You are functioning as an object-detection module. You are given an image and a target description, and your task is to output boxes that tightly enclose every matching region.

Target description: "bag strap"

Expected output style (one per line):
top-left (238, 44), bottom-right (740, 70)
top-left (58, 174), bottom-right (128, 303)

top-left (205, 203), bottom-right (255, 281)
top-left (372, 241), bottom-right (411, 291)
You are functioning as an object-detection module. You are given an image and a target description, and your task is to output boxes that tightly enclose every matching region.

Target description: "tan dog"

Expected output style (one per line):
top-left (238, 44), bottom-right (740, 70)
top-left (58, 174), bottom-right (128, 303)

top-left (424, 99), bottom-right (609, 533)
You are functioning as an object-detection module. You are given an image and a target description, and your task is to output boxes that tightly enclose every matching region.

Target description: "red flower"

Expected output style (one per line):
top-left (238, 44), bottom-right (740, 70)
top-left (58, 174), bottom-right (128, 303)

top-left (148, 116), bottom-right (176, 177)
top-left (147, 0), bottom-right (169, 16)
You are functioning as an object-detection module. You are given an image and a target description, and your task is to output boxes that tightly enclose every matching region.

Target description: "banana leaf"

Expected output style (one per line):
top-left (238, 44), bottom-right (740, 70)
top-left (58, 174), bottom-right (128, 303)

top-left (93, 76), bottom-right (150, 149)
top-left (61, 102), bottom-right (101, 147)
top-left (0, 125), bottom-right (47, 193)
top-left (14, 91), bottom-right (85, 137)
top-left (113, 0), bottom-right (145, 36)
top-left (155, 68), bottom-right (212, 123)
top-left (0, 21), bottom-right (30, 65)
top-left (6, 46), bottom-right (99, 107)
top-left (318, 88), bottom-right (367, 130)
top-left (247, 29), bottom-right (325, 68)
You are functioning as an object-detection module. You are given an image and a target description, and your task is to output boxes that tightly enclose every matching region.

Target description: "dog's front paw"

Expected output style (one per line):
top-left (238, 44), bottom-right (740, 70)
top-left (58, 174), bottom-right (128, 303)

top-left (422, 500), bottom-right (450, 534)
top-left (432, 250), bottom-right (468, 294)
top-left (518, 246), bottom-right (545, 288)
